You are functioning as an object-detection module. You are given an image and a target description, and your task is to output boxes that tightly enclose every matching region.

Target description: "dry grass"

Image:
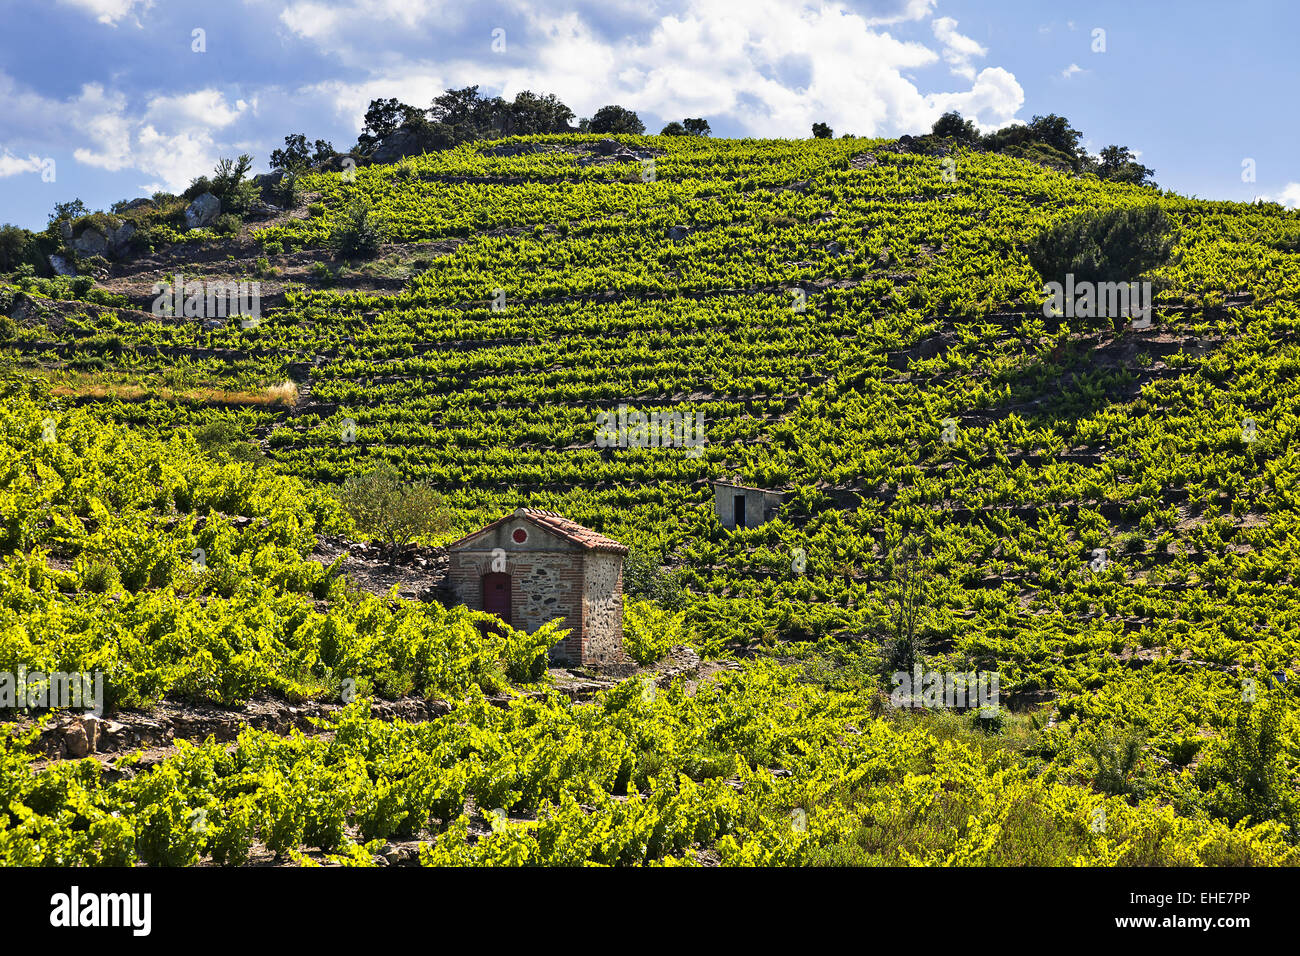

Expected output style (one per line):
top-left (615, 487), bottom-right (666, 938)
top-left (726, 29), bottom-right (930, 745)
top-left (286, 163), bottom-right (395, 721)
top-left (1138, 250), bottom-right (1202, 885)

top-left (45, 371), bottom-right (300, 406)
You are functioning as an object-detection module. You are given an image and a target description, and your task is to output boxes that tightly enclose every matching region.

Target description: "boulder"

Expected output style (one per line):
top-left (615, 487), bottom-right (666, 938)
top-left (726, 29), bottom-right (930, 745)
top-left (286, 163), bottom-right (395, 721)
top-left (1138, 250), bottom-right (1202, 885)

top-left (58, 220), bottom-right (73, 242)
top-left (47, 254), bottom-right (76, 277)
top-left (119, 197), bottom-right (154, 213)
top-left (371, 128), bottom-right (423, 164)
top-left (668, 225), bottom-right (692, 241)
top-left (72, 229), bottom-right (109, 257)
top-left (7, 292), bottom-right (35, 321)
top-left (248, 201), bottom-right (281, 220)
top-left (593, 139), bottom-right (621, 155)
top-left (108, 221), bottom-right (136, 254)
top-left (184, 191), bottom-right (221, 229)
top-left (252, 170), bottom-right (286, 197)
top-left (64, 722), bottom-right (90, 758)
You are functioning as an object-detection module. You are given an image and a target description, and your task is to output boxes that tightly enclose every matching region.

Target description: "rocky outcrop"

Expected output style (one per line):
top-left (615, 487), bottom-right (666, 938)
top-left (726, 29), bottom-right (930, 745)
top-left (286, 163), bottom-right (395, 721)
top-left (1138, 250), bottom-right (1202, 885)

top-left (71, 229), bottom-right (108, 256)
top-left (70, 220), bottom-right (136, 259)
top-left (184, 191), bottom-right (221, 229)
top-left (371, 128), bottom-right (424, 164)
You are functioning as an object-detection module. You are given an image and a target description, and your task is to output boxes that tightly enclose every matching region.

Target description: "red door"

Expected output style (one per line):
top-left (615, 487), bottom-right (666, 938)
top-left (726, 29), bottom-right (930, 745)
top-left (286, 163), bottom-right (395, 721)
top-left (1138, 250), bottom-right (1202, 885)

top-left (482, 573), bottom-right (512, 626)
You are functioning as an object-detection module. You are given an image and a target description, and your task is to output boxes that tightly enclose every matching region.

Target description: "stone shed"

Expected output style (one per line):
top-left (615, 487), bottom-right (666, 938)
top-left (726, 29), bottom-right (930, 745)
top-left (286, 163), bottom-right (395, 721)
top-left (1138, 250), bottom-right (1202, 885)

top-left (713, 480), bottom-right (785, 530)
top-left (442, 508), bottom-right (629, 668)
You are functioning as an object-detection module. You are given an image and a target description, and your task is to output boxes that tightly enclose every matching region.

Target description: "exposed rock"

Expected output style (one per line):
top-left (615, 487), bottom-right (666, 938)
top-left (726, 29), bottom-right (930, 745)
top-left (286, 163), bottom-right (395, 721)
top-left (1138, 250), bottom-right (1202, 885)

top-left (7, 292), bottom-right (35, 321)
top-left (58, 220), bottom-right (73, 242)
top-left (252, 170), bottom-right (286, 197)
top-left (668, 225), bottom-right (692, 241)
top-left (72, 229), bottom-right (109, 257)
top-left (119, 197), bottom-right (154, 213)
top-left (592, 139), bottom-right (621, 155)
top-left (64, 722), bottom-right (90, 758)
top-left (248, 201), bottom-right (281, 219)
top-left (371, 128), bottom-right (424, 164)
top-left (613, 150), bottom-right (641, 162)
top-left (184, 191), bottom-right (221, 229)
top-left (108, 221), bottom-right (136, 254)
top-left (47, 254), bottom-right (76, 277)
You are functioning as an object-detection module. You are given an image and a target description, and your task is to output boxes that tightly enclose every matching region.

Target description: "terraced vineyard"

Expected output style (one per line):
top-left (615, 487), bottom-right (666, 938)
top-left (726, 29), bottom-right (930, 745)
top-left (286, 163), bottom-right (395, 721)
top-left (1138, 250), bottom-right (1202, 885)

top-left (2, 133), bottom-right (1299, 866)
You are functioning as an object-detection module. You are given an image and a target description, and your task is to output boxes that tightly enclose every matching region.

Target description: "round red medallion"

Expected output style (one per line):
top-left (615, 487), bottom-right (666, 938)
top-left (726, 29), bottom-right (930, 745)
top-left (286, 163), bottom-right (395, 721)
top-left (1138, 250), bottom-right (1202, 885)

top-left (512, 527), bottom-right (528, 544)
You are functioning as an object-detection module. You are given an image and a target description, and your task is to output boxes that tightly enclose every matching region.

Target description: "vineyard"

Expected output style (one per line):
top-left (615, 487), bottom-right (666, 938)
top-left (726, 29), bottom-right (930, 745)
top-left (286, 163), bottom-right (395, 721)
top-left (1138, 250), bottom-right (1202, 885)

top-left (2, 132), bottom-right (1299, 866)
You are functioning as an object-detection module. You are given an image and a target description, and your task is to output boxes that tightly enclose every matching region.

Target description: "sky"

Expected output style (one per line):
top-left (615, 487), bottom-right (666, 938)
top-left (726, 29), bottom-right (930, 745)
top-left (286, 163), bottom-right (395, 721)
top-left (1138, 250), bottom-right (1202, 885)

top-left (0, 0), bottom-right (1296, 230)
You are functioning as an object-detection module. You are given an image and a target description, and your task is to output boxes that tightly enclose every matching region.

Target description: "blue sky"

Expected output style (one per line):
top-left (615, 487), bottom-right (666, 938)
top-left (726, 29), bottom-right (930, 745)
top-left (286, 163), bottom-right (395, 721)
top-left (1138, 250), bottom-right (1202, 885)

top-left (1, 0), bottom-right (1296, 230)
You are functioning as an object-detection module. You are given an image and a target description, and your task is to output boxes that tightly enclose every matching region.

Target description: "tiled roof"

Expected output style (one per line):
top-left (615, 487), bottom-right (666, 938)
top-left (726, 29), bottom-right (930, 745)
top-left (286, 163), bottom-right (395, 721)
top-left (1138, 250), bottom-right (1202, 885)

top-left (713, 480), bottom-right (785, 495)
top-left (447, 508), bottom-right (629, 554)
top-left (517, 509), bottom-right (629, 553)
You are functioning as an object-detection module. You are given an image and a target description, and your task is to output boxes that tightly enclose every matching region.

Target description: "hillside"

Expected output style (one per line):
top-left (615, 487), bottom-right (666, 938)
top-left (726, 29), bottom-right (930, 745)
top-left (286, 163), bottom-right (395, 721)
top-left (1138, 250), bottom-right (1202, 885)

top-left (1, 134), bottom-right (1299, 866)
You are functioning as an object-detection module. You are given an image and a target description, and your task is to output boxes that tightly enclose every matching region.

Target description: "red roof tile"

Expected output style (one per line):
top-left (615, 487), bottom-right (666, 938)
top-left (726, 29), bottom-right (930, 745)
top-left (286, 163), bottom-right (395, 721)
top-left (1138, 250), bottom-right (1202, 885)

top-left (447, 508), bottom-right (629, 554)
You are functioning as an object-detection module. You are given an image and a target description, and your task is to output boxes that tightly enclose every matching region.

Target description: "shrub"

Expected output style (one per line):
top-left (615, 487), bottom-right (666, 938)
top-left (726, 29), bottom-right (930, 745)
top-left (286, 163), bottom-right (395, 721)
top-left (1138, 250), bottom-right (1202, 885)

top-left (193, 419), bottom-right (264, 464)
top-left (81, 560), bottom-right (120, 594)
top-left (0, 224), bottom-right (33, 272)
top-left (623, 548), bottom-right (685, 608)
top-left (588, 105), bottom-right (644, 135)
top-left (1196, 691), bottom-right (1297, 832)
top-left (500, 619), bottom-right (565, 682)
top-left (208, 155), bottom-right (259, 215)
top-left (335, 461), bottom-right (452, 548)
top-left (1027, 205), bottom-right (1174, 288)
top-left (268, 171), bottom-right (302, 208)
top-left (623, 599), bottom-right (683, 664)
top-left (213, 213), bottom-right (243, 235)
top-left (1083, 728), bottom-right (1147, 797)
top-left (331, 197), bottom-right (384, 257)
top-left (877, 538), bottom-right (932, 677)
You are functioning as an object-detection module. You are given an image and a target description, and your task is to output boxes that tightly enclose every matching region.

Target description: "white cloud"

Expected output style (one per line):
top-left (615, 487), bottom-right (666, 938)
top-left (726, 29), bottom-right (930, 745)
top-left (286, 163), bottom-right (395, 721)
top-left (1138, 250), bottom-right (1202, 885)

top-left (1061, 63), bottom-right (1083, 79)
top-left (0, 152), bottom-right (45, 178)
top-left (144, 89), bottom-right (248, 130)
top-left (861, 0), bottom-right (937, 25)
top-left (4, 76), bottom-right (252, 191)
top-left (69, 84), bottom-right (134, 171)
top-left (931, 16), bottom-right (987, 81)
top-left (5, 0), bottom-right (1029, 202)
top-left (1267, 183), bottom-right (1300, 208)
top-left (277, 0), bottom-right (456, 48)
top-left (56, 0), bottom-right (152, 26)
top-left (300, 0), bottom-right (1022, 139)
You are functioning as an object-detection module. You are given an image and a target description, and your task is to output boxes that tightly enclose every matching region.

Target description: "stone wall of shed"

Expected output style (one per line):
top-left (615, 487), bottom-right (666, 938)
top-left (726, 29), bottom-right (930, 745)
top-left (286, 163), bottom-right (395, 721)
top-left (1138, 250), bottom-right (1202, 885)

top-left (581, 550), bottom-right (626, 668)
top-left (444, 546), bottom-right (585, 664)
